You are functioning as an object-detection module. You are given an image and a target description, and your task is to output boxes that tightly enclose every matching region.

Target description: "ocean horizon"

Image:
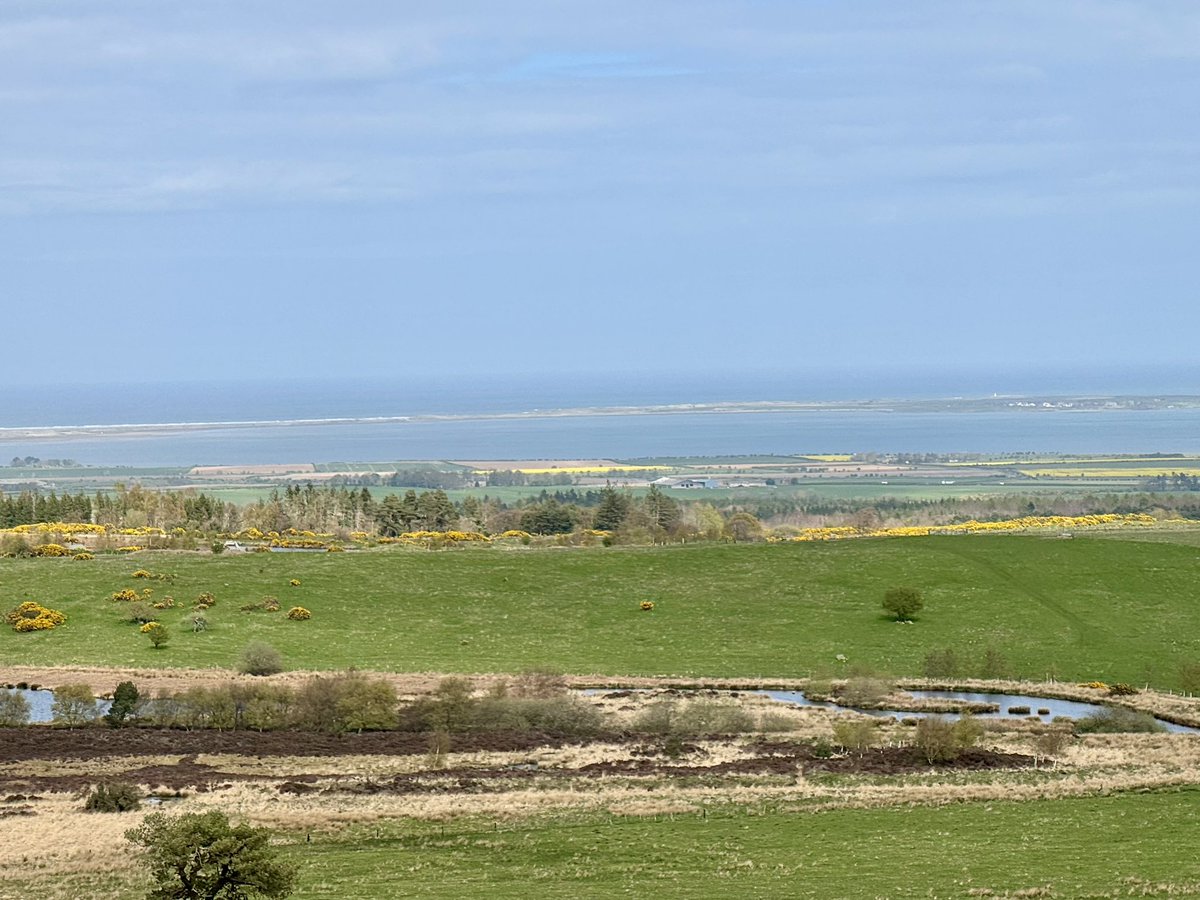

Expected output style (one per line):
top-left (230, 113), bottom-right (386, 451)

top-left (3, 368), bottom-right (1199, 466)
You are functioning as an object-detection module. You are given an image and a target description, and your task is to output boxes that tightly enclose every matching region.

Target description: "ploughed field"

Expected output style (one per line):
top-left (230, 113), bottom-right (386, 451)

top-left (3, 533), bottom-right (1200, 686)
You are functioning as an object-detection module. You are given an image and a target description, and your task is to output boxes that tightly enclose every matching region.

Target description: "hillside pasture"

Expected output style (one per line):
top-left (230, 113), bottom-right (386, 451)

top-left (2, 534), bottom-right (1199, 686)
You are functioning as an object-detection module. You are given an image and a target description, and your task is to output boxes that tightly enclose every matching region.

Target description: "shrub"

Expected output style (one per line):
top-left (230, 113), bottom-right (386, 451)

top-left (511, 667), bottom-right (567, 699)
top-left (914, 714), bottom-right (982, 763)
top-left (882, 587), bottom-right (924, 621)
top-left (32, 543), bottom-right (70, 557)
top-left (0, 689), bottom-right (31, 726)
top-left (142, 622), bottom-right (170, 649)
top-left (1074, 707), bottom-right (1165, 734)
top-left (125, 602), bottom-right (157, 625)
top-left (52, 683), bottom-right (99, 727)
top-left (286, 606), bottom-right (311, 621)
top-left (132, 569), bottom-right (153, 579)
top-left (242, 596), bottom-right (281, 613)
top-left (6, 601), bottom-right (67, 632)
top-left (238, 642), bottom-right (284, 676)
top-left (629, 697), bottom-right (752, 736)
top-left (832, 716), bottom-right (877, 753)
top-left (84, 781), bottom-right (142, 812)
top-left (289, 579), bottom-right (301, 587)
top-left (1032, 727), bottom-right (1070, 763)
top-left (398, 677), bottom-right (476, 734)
top-left (125, 810), bottom-right (297, 899)
top-left (104, 681), bottom-right (140, 727)
top-left (293, 672), bottom-right (397, 734)
top-left (0, 534), bottom-right (32, 557)
top-left (195, 591), bottom-right (216, 607)
top-left (73, 551), bottom-right (94, 560)
top-left (837, 675), bottom-right (893, 707)
top-left (640, 600), bottom-right (655, 611)
top-left (630, 700), bottom-right (677, 735)
top-left (473, 694), bottom-right (604, 737)
top-left (1107, 682), bottom-right (1138, 697)
top-left (111, 588), bottom-right (139, 602)
top-left (673, 698), bottom-right (755, 734)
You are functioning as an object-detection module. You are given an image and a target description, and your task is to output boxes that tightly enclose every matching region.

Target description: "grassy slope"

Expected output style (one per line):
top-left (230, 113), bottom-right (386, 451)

top-left (12, 790), bottom-right (1199, 899)
top-left (278, 790), bottom-right (1200, 898)
top-left (2, 532), bottom-right (1198, 685)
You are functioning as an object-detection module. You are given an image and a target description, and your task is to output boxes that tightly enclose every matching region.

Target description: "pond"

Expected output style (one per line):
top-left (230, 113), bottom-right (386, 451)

top-left (761, 689), bottom-right (1199, 734)
top-left (3, 688), bottom-right (110, 724)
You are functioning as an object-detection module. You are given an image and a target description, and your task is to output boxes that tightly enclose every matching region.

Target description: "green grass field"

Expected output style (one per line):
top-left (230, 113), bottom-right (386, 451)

top-left (279, 789), bottom-right (1200, 899)
top-left (4, 532), bottom-right (1199, 686)
top-left (14, 788), bottom-right (1200, 899)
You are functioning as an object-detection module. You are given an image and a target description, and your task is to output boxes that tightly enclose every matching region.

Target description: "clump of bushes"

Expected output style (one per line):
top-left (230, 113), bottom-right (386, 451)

top-left (631, 697), bottom-right (755, 736)
top-left (832, 716), bottom-right (879, 754)
top-left (6, 601), bottom-right (67, 632)
top-left (240, 596), bottom-right (280, 613)
top-left (73, 551), bottom-right (94, 560)
top-left (31, 543), bottom-right (70, 557)
top-left (1073, 707), bottom-right (1165, 734)
top-left (237, 642), bottom-right (284, 676)
top-left (0, 689), bottom-right (31, 726)
top-left (399, 676), bottom-right (603, 738)
top-left (835, 674), bottom-right (894, 707)
top-left (914, 714), bottom-right (983, 763)
top-left (83, 781), bottom-right (141, 813)
top-left (111, 588), bottom-right (140, 602)
top-left (640, 601), bottom-right (655, 611)
top-left (194, 592), bottom-right (216, 609)
top-left (124, 603), bottom-right (157, 625)
top-left (52, 683), bottom-right (100, 727)
top-left (286, 606), bottom-right (311, 621)
top-left (1107, 682), bottom-right (1138, 697)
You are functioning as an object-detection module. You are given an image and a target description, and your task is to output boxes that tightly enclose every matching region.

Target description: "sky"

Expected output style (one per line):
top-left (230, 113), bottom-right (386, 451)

top-left (2, 1), bottom-right (1199, 390)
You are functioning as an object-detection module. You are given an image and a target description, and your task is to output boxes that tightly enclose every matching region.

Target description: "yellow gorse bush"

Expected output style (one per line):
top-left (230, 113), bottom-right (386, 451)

top-left (2, 522), bottom-right (105, 535)
top-left (31, 543), bottom-right (70, 557)
top-left (6, 601), bottom-right (67, 632)
top-left (286, 606), bottom-right (311, 620)
top-left (784, 514), bottom-right (1158, 543)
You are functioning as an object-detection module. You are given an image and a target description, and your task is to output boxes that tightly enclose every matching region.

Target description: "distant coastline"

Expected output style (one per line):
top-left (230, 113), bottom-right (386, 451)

top-left (2, 395), bottom-right (1198, 443)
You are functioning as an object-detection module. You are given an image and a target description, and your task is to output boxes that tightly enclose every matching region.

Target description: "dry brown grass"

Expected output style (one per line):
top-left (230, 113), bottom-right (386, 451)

top-left (3, 669), bottom-right (1200, 890)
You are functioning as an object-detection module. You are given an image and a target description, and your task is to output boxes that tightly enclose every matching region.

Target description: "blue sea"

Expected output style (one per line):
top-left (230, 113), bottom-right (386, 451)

top-left (2, 369), bottom-right (1199, 467)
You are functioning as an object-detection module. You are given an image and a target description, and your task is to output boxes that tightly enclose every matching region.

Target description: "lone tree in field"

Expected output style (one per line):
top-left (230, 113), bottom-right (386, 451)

top-left (126, 810), bottom-right (297, 900)
top-left (882, 587), bottom-right (924, 622)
